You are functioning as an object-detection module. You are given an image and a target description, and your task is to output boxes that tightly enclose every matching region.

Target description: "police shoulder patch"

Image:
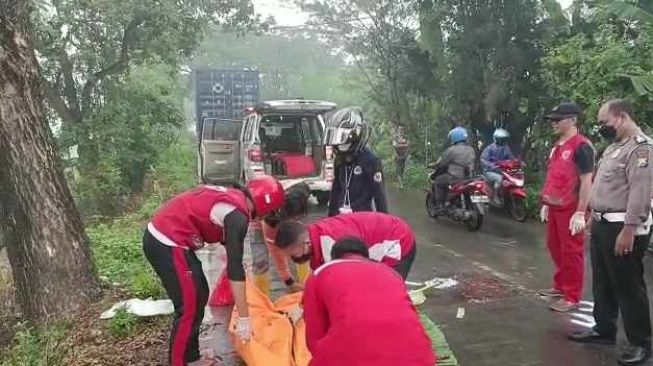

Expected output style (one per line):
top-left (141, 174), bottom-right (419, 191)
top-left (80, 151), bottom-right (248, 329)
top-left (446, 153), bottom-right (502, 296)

top-left (373, 172), bottom-right (383, 183)
top-left (636, 148), bottom-right (649, 168)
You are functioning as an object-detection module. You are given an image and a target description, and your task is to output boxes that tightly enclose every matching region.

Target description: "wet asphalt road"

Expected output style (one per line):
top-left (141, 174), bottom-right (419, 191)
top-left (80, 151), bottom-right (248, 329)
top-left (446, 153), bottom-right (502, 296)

top-left (200, 187), bottom-right (653, 366)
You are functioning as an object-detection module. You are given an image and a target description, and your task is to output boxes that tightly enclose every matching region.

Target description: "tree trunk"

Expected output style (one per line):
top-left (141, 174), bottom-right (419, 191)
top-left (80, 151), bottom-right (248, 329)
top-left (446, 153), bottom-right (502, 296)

top-left (0, 0), bottom-right (101, 324)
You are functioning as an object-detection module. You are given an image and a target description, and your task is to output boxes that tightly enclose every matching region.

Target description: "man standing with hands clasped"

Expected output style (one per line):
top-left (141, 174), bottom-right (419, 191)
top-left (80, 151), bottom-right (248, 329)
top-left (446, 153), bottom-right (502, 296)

top-left (568, 100), bottom-right (653, 366)
top-left (539, 102), bottom-right (595, 312)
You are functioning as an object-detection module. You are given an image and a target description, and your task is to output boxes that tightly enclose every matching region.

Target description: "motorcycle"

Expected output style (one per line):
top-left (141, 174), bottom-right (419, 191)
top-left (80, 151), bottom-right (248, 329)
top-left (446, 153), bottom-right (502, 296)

top-left (425, 166), bottom-right (491, 231)
top-left (486, 159), bottom-right (528, 222)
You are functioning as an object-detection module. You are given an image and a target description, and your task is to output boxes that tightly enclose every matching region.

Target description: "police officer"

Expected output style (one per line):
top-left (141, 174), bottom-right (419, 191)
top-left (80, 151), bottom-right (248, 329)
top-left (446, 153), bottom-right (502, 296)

top-left (325, 107), bottom-right (388, 217)
top-left (568, 100), bottom-right (653, 366)
top-left (430, 126), bottom-right (476, 212)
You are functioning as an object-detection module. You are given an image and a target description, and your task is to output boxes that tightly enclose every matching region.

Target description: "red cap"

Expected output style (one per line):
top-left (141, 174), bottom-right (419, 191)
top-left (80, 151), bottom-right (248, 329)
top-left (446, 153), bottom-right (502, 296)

top-left (246, 175), bottom-right (285, 217)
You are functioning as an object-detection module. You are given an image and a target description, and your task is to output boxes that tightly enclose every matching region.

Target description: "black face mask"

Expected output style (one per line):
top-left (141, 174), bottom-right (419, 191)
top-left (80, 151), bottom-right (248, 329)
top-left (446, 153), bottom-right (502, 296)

top-left (291, 254), bottom-right (312, 264)
top-left (599, 124), bottom-right (618, 141)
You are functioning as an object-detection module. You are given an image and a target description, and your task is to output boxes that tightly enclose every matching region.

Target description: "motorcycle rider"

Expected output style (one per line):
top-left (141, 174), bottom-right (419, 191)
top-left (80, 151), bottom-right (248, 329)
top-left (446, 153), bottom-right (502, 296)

top-left (481, 128), bottom-right (516, 204)
top-left (430, 126), bottom-right (476, 213)
top-left (326, 107), bottom-right (388, 216)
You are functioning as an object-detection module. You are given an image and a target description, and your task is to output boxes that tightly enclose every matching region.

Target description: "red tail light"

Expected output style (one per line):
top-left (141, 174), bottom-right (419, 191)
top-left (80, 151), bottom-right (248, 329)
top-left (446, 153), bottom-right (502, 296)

top-left (248, 146), bottom-right (262, 162)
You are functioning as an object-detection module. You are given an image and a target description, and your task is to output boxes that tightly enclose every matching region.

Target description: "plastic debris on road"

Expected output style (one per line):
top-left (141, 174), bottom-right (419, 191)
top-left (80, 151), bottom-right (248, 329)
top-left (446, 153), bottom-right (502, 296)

top-left (407, 276), bottom-right (459, 306)
top-left (100, 298), bottom-right (174, 319)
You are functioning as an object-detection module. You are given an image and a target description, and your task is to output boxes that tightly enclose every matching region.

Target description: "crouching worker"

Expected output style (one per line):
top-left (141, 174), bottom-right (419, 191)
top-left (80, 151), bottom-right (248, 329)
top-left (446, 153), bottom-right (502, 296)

top-left (142, 175), bottom-right (284, 366)
top-left (256, 182), bottom-right (312, 294)
top-left (303, 237), bottom-right (436, 366)
top-left (274, 212), bottom-right (417, 279)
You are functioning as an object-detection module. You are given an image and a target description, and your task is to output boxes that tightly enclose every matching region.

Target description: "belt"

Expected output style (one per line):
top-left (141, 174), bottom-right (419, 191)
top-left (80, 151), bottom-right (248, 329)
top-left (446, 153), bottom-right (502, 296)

top-left (591, 211), bottom-right (653, 236)
top-left (591, 212), bottom-right (626, 222)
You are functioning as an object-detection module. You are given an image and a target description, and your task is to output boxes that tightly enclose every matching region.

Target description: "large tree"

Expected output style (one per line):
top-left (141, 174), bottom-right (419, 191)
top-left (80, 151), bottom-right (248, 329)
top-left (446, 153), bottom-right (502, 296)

top-left (0, 0), bottom-right (101, 323)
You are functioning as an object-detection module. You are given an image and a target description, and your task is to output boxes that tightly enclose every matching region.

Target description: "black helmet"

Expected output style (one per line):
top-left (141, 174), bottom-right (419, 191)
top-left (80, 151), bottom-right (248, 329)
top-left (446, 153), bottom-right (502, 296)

top-left (324, 107), bottom-right (370, 153)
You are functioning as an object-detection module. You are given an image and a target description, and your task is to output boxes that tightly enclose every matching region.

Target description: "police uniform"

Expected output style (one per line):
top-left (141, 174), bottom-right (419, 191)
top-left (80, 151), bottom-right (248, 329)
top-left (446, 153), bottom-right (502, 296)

top-left (327, 147), bottom-right (388, 217)
top-left (589, 130), bottom-right (653, 349)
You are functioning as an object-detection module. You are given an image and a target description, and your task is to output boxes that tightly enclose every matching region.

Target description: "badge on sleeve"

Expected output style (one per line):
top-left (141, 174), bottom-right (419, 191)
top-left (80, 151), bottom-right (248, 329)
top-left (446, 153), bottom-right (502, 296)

top-left (374, 172), bottom-right (383, 183)
top-left (637, 150), bottom-right (649, 168)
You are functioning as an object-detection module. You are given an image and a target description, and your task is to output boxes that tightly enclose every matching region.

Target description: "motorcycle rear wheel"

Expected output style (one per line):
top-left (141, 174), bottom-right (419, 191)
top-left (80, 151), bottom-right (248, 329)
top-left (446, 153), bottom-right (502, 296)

top-left (464, 203), bottom-right (484, 231)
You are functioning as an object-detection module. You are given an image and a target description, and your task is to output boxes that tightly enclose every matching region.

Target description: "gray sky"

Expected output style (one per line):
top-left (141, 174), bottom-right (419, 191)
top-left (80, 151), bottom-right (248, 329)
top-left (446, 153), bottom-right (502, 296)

top-left (253, 0), bottom-right (575, 26)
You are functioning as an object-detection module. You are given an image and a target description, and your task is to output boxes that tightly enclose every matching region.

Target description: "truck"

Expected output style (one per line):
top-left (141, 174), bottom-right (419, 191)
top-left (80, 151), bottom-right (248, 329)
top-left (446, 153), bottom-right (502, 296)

top-left (194, 68), bottom-right (260, 135)
top-left (195, 69), bottom-right (260, 184)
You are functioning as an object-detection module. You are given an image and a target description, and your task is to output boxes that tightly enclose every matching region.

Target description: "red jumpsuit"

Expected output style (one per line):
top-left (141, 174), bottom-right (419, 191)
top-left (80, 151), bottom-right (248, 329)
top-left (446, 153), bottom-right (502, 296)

top-left (541, 133), bottom-right (590, 303)
top-left (147, 186), bottom-right (250, 365)
top-left (305, 212), bottom-right (416, 278)
top-left (302, 258), bottom-right (436, 366)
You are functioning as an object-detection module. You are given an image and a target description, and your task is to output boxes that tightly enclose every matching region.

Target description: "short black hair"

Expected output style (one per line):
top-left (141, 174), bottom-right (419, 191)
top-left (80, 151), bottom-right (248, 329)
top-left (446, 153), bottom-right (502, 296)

top-left (607, 99), bottom-right (635, 120)
top-left (274, 221), bottom-right (306, 248)
top-left (264, 182), bottom-right (310, 227)
top-left (330, 237), bottom-right (370, 260)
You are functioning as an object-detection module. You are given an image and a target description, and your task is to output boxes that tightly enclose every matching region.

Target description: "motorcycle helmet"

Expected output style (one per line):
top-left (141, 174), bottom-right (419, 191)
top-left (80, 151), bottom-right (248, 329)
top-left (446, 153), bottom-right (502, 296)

top-left (246, 175), bottom-right (285, 218)
top-left (448, 126), bottom-right (468, 144)
top-left (493, 128), bottom-right (509, 146)
top-left (324, 107), bottom-right (370, 153)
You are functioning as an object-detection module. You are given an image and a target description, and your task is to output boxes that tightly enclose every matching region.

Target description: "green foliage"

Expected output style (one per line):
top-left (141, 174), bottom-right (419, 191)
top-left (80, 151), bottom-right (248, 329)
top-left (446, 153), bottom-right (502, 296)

top-left (192, 29), bottom-right (363, 105)
top-left (541, 25), bottom-right (653, 129)
top-left (105, 309), bottom-right (140, 339)
top-left (86, 136), bottom-right (196, 298)
top-left (66, 64), bottom-right (189, 216)
top-left (0, 324), bottom-right (68, 366)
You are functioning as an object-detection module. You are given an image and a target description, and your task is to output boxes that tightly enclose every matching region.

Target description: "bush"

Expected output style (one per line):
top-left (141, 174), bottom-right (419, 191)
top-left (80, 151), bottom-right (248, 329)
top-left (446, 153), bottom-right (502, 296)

top-left (105, 309), bottom-right (140, 339)
top-left (0, 324), bottom-right (68, 366)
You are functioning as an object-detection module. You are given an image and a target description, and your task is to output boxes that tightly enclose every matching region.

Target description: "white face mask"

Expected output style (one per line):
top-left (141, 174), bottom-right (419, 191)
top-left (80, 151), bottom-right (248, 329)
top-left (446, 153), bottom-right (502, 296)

top-left (338, 143), bottom-right (351, 152)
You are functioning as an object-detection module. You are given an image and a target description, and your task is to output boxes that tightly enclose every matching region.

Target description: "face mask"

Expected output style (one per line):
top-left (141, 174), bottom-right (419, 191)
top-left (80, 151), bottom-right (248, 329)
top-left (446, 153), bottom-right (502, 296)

top-left (599, 124), bottom-right (618, 141)
top-left (338, 143), bottom-right (351, 152)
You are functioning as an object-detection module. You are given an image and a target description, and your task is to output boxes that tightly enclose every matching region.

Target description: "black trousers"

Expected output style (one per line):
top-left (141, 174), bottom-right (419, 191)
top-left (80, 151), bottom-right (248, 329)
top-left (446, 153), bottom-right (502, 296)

top-left (393, 243), bottom-right (417, 280)
top-left (591, 220), bottom-right (651, 348)
top-left (143, 230), bottom-right (209, 365)
top-left (432, 173), bottom-right (460, 204)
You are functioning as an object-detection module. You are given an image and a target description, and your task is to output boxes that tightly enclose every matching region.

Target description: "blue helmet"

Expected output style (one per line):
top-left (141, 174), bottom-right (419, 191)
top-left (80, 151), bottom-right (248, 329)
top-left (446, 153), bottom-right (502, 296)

top-left (448, 127), bottom-right (468, 144)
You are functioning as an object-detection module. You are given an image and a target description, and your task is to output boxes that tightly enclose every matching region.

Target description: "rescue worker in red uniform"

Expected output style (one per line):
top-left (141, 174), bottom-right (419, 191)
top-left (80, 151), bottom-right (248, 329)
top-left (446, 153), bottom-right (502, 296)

top-left (539, 103), bottom-right (595, 312)
top-left (273, 212), bottom-right (417, 279)
top-left (142, 175), bottom-right (284, 366)
top-left (302, 237), bottom-right (436, 366)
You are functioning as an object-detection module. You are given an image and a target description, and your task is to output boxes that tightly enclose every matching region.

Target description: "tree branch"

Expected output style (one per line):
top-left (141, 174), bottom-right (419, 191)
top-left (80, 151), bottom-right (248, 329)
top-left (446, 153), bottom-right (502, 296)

top-left (57, 48), bottom-right (80, 117)
top-left (80, 18), bottom-right (141, 119)
top-left (41, 79), bottom-right (79, 123)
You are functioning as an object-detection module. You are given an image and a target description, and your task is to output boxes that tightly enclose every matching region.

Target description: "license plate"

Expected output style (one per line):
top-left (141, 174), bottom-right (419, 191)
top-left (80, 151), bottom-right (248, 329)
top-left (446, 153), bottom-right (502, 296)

top-left (471, 195), bottom-right (490, 203)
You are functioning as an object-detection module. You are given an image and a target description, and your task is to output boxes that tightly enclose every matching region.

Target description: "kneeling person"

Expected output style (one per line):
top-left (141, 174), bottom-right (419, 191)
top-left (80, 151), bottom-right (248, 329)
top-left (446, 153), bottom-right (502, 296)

top-left (303, 237), bottom-right (436, 366)
top-left (274, 212), bottom-right (417, 279)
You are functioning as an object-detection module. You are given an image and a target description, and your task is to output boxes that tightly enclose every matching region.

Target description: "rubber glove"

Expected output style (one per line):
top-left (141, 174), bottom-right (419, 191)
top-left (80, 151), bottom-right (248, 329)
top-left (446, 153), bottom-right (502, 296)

top-left (569, 211), bottom-right (586, 236)
top-left (540, 205), bottom-right (549, 222)
top-left (288, 305), bottom-right (303, 325)
top-left (235, 316), bottom-right (251, 341)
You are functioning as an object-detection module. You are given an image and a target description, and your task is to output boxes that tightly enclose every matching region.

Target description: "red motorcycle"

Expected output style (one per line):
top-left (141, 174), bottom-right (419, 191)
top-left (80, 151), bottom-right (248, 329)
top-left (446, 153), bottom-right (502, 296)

top-left (487, 159), bottom-right (528, 222)
top-left (425, 167), bottom-right (491, 231)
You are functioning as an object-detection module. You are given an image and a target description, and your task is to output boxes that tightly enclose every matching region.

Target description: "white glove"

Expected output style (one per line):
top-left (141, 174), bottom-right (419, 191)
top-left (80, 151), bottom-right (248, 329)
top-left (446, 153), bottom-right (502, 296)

top-left (569, 211), bottom-right (586, 236)
top-left (288, 306), bottom-right (303, 325)
top-left (235, 316), bottom-right (251, 341)
top-left (540, 205), bottom-right (549, 222)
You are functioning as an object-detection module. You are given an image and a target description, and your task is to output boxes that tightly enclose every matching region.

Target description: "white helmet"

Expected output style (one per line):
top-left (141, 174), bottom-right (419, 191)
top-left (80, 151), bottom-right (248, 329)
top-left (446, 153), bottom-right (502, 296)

top-left (493, 128), bottom-right (509, 145)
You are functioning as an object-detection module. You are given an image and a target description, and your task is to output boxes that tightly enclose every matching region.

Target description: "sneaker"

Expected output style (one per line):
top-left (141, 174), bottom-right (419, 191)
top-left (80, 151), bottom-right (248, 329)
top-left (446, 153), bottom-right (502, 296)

top-left (549, 298), bottom-right (579, 313)
top-left (538, 288), bottom-right (563, 298)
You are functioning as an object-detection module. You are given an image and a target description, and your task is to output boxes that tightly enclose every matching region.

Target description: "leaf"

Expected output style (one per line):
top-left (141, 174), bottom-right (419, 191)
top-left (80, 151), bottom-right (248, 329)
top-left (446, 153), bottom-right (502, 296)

top-left (622, 73), bottom-right (653, 96)
top-left (597, 1), bottom-right (653, 25)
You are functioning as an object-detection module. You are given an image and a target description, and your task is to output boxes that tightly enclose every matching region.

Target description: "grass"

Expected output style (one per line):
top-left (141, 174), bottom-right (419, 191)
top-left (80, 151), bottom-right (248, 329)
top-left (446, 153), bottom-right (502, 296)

top-left (0, 323), bottom-right (68, 366)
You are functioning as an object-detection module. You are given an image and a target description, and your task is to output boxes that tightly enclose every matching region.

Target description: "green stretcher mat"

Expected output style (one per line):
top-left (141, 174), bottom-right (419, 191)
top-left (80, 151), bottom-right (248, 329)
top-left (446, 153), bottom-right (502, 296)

top-left (419, 312), bottom-right (459, 366)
